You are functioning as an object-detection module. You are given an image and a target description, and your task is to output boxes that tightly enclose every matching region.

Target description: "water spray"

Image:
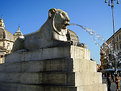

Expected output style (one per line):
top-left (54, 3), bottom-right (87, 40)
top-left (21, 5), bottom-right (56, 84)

top-left (69, 23), bottom-right (118, 63)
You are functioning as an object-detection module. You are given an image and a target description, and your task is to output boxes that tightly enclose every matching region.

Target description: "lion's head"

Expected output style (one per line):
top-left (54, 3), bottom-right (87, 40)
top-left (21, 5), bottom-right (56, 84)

top-left (49, 8), bottom-right (70, 36)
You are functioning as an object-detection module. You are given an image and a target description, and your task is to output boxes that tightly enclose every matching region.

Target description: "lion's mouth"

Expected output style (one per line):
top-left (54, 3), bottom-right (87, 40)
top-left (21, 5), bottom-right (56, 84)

top-left (65, 23), bottom-right (70, 26)
top-left (63, 21), bottom-right (70, 29)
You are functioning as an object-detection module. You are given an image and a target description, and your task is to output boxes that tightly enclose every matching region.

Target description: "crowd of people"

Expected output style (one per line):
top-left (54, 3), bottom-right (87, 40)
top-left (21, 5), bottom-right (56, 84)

top-left (107, 73), bottom-right (121, 91)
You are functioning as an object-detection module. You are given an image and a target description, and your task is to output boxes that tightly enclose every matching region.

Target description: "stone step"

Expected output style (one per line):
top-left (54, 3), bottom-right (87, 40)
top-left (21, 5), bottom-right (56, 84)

top-left (5, 46), bottom-right (90, 63)
top-left (71, 46), bottom-right (90, 60)
top-left (0, 72), bottom-right (75, 86)
top-left (0, 58), bottom-right (73, 73)
top-left (0, 82), bottom-right (107, 91)
top-left (77, 84), bottom-right (107, 91)
top-left (75, 72), bottom-right (102, 86)
top-left (0, 83), bottom-right (77, 91)
top-left (0, 58), bottom-right (96, 73)
top-left (0, 72), bottom-right (102, 86)
top-left (73, 59), bottom-right (97, 72)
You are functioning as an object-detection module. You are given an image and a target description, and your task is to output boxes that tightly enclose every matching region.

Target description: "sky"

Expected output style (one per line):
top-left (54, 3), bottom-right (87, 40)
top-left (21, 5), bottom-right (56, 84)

top-left (0, 0), bottom-right (121, 64)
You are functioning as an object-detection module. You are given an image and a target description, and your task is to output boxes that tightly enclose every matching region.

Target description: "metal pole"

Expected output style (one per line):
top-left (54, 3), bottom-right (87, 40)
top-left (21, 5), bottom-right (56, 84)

top-left (111, 0), bottom-right (117, 75)
top-left (111, 0), bottom-right (115, 34)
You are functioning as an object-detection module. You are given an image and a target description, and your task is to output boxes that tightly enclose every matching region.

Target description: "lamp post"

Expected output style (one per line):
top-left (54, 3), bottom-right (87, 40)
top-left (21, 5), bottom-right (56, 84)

top-left (105, 0), bottom-right (119, 75)
top-left (105, 0), bottom-right (119, 33)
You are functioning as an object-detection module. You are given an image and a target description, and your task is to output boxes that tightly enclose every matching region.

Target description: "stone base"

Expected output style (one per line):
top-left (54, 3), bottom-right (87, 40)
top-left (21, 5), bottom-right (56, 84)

top-left (0, 83), bottom-right (107, 91)
top-left (0, 83), bottom-right (77, 91)
top-left (0, 45), bottom-right (107, 91)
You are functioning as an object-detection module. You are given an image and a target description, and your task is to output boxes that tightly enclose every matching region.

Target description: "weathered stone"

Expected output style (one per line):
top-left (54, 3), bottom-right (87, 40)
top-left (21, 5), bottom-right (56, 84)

top-left (0, 82), bottom-right (107, 91)
top-left (0, 83), bottom-right (77, 91)
top-left (5, 45), bottom-right (90, 63)
top-left (77, 84), bottom-right (107, 91)
top-left (0, 58), bottom-right (73, 72)
top-left (1, 45), bottom-right (107, 91)
top-left (0, 71), bottom-right (103, 87)
top-left (0, 58), bottom-right (96, 73)
top-left (73, 59), bottom-right (97, 72)
top-left (0, 72), bottom-right (75, 86)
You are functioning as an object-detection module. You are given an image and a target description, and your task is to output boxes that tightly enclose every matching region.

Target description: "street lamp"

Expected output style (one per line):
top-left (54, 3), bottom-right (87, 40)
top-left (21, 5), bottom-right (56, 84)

top-left (105, 0), bottom-right (119, 74)
top-left (105, 0), bottom-right (119, 34)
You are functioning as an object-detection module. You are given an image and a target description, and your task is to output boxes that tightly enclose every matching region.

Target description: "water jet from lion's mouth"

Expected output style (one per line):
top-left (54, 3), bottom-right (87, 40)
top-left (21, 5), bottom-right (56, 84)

top-left (69, 23), bottom-right (118, 62)
top-left (69, 23), bottom-right (105, 46)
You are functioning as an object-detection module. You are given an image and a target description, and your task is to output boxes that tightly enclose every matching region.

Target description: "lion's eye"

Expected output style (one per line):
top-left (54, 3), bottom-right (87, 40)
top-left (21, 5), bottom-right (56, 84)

top-left (61, 12), bottom-right (65, 16)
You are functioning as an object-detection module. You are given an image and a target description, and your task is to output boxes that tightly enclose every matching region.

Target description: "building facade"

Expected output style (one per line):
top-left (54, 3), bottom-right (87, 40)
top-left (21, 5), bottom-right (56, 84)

top-left (0, 17), bottom-right (23, 63)
top-left (100, 28), bottom-right (121, 69)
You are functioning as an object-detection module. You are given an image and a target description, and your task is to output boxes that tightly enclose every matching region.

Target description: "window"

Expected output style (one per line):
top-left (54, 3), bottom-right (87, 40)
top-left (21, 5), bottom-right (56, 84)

top-left (0, 55), bottom-right (3, 58)
top-left (120, 43), bottom-right (121, 49)
top-left (112, 40), bottom-right (114, 43)
top-left (117, 36), bottom-right (118, 41)
top-left (117, 44), bottom-right (119, 50)
top-left (119, 34), bottom-right (121, 39)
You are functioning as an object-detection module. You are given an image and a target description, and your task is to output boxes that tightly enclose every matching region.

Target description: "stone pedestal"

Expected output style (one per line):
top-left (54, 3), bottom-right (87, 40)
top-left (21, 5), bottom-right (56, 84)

top-left (0, 45), bottom-right (107, 91)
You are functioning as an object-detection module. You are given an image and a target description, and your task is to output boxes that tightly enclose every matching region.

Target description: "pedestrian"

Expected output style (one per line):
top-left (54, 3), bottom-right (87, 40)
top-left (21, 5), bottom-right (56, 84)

top-left (107, 74), bottom-right (112, 91)
top-left (110, 78), bottom-right (117, 91)
top-left (116, 73), bottom-right (120, 91)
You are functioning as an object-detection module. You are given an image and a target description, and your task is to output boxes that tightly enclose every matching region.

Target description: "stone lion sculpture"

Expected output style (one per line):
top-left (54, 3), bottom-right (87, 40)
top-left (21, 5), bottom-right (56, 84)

top-left (12, 8), bottom-right (80, 52)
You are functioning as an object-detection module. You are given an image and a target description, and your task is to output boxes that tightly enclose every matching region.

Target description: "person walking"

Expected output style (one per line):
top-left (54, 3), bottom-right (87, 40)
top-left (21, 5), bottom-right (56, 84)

top-left (107, 74), bottom-right (112, 91)
top-left (116, 73), bottom-right (120, 91)
top-left (110, 78), bottom-right (117, 91)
